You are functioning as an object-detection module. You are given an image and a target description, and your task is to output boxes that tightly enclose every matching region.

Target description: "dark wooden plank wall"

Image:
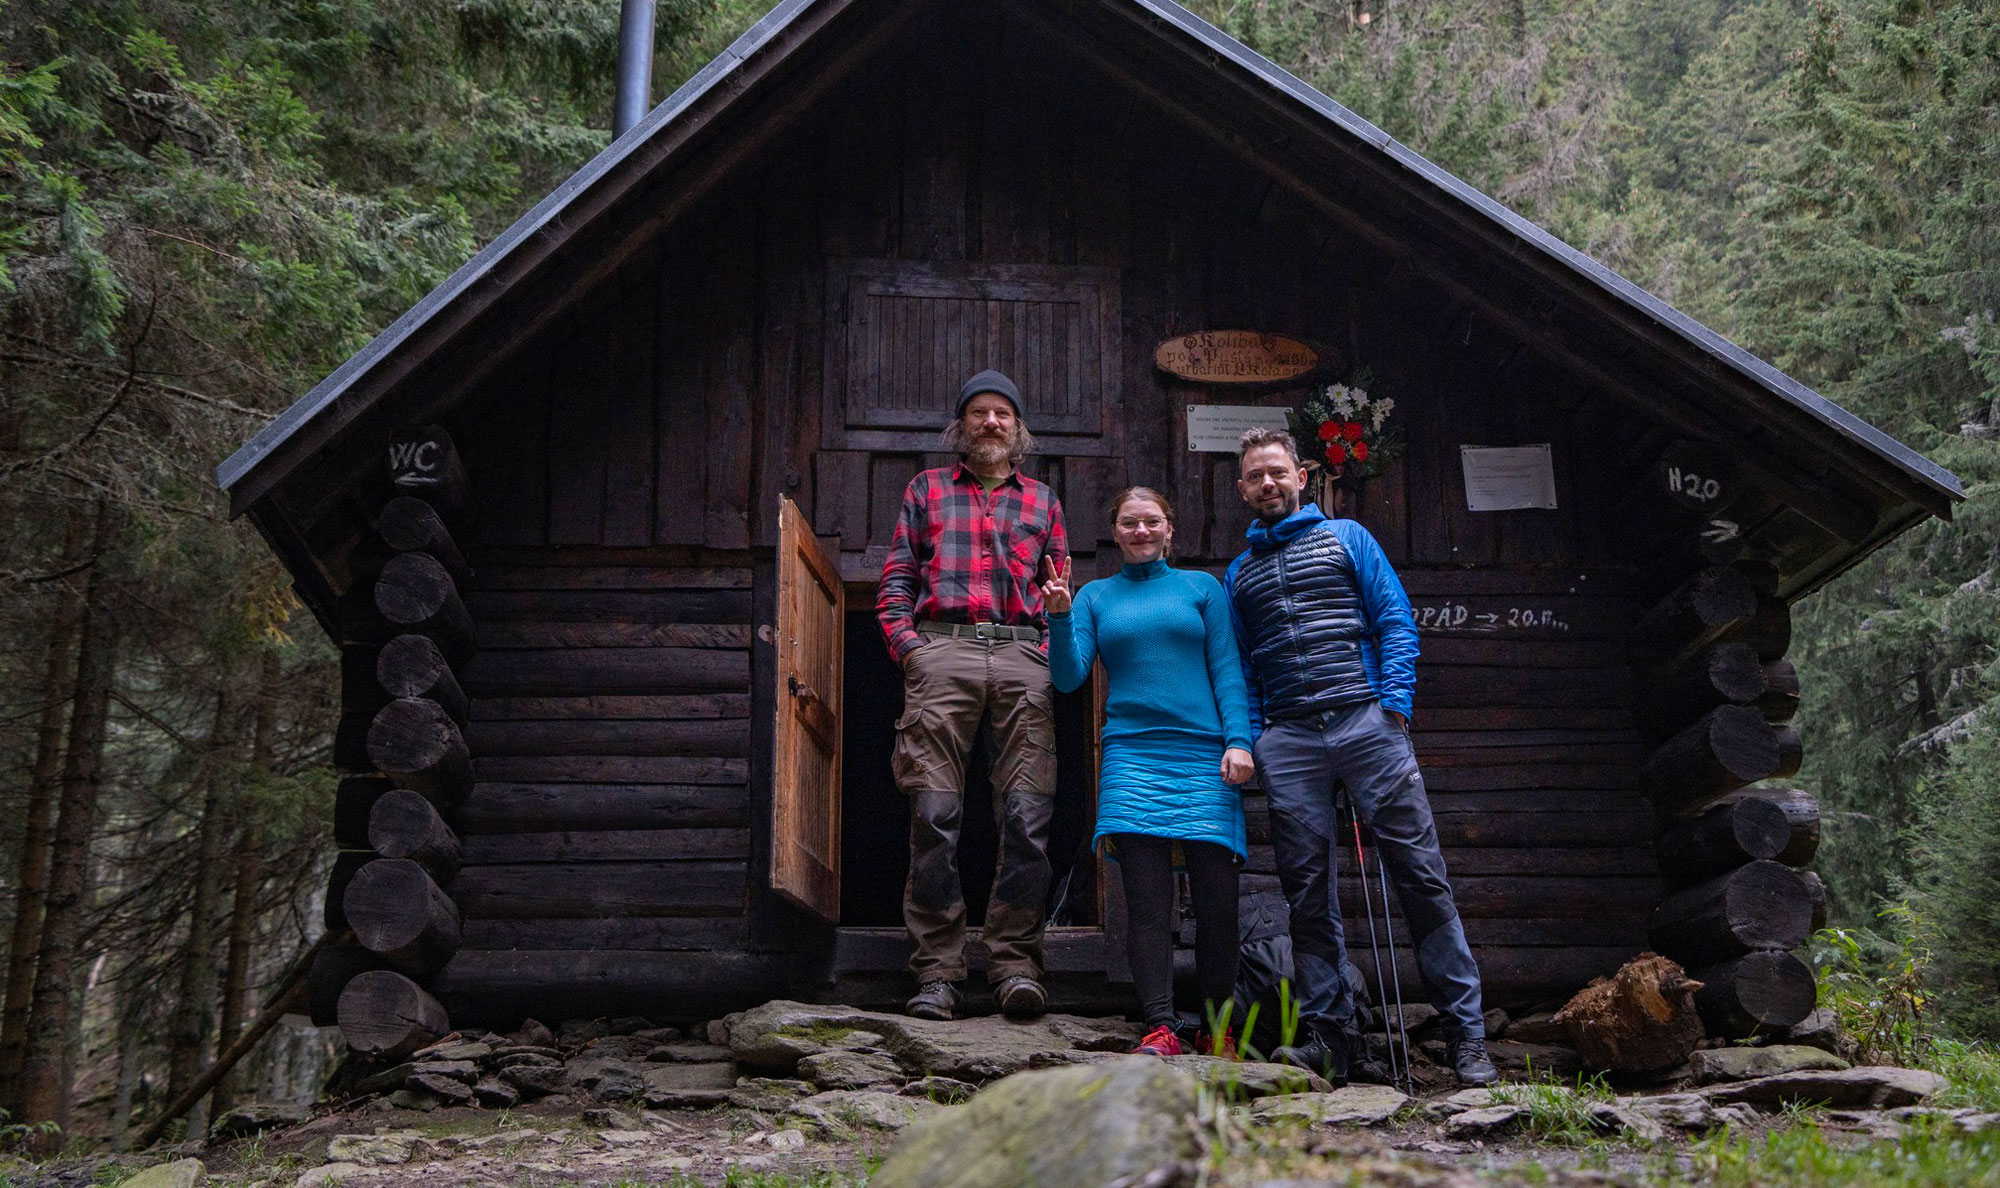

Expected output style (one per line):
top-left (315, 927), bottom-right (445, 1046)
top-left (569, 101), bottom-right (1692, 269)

top-left (451, 3), bottom-right (1662, 1005)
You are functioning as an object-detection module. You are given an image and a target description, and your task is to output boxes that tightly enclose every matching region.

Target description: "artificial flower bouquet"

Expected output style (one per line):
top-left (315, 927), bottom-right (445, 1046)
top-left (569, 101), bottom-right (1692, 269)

top-left (1291, 376), bottom-right (1402, 482)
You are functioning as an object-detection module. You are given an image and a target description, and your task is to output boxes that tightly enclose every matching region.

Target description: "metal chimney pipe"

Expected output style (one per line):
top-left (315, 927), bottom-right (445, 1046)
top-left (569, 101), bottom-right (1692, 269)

top-left (613, 0), bottom-right (656, 137)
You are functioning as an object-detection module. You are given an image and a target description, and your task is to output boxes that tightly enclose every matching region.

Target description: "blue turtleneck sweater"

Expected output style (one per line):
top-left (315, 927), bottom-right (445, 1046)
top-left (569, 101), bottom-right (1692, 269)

top-left (1047, 558), bottom-right (1255, 858)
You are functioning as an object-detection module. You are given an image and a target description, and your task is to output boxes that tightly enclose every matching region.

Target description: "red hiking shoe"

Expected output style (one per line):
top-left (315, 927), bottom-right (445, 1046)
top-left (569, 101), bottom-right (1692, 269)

top-left (1198, 1029), bottom-right (1239, 1060)
top-left (1134, 1024), bottom-right (1185, 1056)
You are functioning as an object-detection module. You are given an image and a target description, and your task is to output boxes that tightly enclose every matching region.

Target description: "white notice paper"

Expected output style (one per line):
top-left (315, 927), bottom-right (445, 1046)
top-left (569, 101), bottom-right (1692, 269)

top-left (1186, 404), bottom-right (1294, 452)
top-left (1460, 444), bottom-right (1558, 511)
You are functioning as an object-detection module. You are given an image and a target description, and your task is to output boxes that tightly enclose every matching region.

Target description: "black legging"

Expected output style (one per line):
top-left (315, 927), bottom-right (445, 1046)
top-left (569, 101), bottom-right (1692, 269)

top-left (1112, 833), bottom-right (1240, 1031)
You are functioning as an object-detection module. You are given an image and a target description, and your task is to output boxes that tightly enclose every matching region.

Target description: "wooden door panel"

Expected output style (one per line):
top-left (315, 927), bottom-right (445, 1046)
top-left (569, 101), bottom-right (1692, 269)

top-left (772, 497), bottom-right (844, 920)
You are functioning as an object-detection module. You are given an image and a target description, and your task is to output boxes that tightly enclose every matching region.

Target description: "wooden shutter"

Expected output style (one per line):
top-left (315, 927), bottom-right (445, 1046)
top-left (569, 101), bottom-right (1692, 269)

top-left (771, 497), bottom-right (845, 920)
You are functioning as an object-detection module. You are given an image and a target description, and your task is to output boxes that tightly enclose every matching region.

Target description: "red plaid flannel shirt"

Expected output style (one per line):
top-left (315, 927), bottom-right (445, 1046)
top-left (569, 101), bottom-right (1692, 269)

top-left (877, 464), bottom-right (1070, 663)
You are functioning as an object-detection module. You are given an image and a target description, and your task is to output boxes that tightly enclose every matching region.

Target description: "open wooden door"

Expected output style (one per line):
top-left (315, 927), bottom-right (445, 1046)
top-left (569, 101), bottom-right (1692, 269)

top-left (771, 497), bottom-right (844, 920)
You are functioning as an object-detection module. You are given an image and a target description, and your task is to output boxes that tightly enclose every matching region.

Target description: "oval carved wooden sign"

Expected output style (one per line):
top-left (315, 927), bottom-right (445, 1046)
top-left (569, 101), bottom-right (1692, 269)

top-left (1154, 330), bottom-right (1320, 384)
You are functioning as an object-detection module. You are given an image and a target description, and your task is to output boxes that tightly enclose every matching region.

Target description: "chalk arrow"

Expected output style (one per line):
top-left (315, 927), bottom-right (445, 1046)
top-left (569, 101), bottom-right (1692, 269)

top-left (1703, 519), bottom-right (1741, 543)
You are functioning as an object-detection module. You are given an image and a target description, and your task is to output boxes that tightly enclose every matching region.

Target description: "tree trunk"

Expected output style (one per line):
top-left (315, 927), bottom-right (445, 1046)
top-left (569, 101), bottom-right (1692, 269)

top-left (108, 983), bottom-right (145, 1151)
top-left (0, 506), bottom-right (87, 1113)
top-left (210, 655), bottom-right (276, 1119)
top-left (164, 691), bottom-right (233, 1139)
top-left (19, 502), bottom-right (121, 1149)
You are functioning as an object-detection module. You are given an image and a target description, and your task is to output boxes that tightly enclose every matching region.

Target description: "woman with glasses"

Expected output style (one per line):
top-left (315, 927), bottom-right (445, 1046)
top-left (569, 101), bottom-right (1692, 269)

top-left (1041, 487), bottom-right (1254, 1057)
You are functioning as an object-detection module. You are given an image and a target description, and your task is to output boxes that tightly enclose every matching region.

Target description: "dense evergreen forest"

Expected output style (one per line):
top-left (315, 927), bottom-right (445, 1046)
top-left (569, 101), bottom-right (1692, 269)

top-left (0, 0), bottom-right (1993, 1149)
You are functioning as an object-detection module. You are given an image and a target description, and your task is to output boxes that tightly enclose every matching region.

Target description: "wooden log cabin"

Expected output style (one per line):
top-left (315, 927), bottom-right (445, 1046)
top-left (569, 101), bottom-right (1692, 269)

top-left (218, 0), bottom-right (1962, 1052)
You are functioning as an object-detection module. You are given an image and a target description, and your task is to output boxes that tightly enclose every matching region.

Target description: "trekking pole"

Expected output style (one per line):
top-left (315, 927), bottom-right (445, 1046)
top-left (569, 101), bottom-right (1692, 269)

top-left (1342, 790), bottom-right (1400, 1090)
top-left (1373, 845), bottom-right (1414, 1095)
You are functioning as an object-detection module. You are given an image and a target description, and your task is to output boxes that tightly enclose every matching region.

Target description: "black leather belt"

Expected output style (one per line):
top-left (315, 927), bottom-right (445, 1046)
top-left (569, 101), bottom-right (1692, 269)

top-left (917, 620), bottom-right (1042, 641)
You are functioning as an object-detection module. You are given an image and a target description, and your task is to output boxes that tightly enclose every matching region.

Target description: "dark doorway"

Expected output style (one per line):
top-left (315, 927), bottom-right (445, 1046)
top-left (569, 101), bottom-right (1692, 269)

top-left (840, 607), bottom-right (1099, 927)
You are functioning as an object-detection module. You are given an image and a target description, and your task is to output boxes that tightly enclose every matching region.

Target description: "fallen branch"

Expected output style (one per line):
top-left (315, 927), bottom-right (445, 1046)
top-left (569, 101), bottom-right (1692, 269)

top-left (132, 929), bottom-right (348, 1149)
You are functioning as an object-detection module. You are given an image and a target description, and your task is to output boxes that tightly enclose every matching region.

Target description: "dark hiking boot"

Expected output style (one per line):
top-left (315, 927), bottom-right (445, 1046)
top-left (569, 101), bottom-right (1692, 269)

top-left (1272, 1033), bottom-right (1348, 1086)
top-left (1447, 1032), bottom-right (1500, 1087)
top-left (906, 981), bottom-right (959, 1021)
top-left (994, 975), bottom-right (1048, 1019)
top-left (1344, 1030), bottom-right (1397, 1087)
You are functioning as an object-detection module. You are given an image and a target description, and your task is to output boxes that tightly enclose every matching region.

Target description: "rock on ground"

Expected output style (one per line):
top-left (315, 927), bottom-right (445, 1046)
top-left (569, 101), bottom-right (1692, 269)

top-left (1161, 1054), bottom-right (1332, 1098)
top-left (116, 1159), bottom-right (205, 1188)
top-left (1246, 1084), bottom-right (1410, 1126)
top-left (209, 1103), bottom-right (309, 1140)
top-left (1698, 1066), bottom-right (1948, 1109)
top-left (725, 1000), bottom-right (1141, 1082)
top-left (870, 1057), bottom-right (1198, 1188)
top-left (788, 1089), bottom-right (948, 1136)
top-left (1690, 1044), bottom-right (1850, 1084)
top-left (1620, 1092), bottom-right (1719, 1131)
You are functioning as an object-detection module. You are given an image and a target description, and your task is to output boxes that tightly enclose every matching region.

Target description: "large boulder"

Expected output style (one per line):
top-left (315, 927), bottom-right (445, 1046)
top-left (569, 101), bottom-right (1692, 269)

top-left (725, 1000), bottom-right (1142, 1082)
top-left (870, 1058), bottom-right (1198, 1188)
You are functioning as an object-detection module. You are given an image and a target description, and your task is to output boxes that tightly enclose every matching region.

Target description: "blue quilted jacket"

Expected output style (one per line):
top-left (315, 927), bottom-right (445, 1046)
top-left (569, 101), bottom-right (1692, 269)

top-left (1224, 503), bottom-right (1420, 730)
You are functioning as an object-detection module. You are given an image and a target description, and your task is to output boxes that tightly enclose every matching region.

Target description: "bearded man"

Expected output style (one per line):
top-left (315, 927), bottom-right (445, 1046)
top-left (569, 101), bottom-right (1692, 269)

top-left (878, 369), bottom-right (1071, 1021)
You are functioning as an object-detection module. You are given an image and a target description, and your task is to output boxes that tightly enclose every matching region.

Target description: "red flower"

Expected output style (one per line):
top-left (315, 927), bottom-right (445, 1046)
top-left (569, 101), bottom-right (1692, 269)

top-left (1352, 441), bottom-right (1369, 462)
top-left (1343, 421), bottom-right (1364, 442)
top-left (1317, 421), bottom-right (1341, 442)
top-left (1325, 443), bottom-right (1348, 464)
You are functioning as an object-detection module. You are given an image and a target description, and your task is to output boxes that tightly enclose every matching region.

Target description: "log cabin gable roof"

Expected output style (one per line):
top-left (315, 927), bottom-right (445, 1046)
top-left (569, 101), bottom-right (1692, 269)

top-left (218, 0), bottom-right (1962, 616)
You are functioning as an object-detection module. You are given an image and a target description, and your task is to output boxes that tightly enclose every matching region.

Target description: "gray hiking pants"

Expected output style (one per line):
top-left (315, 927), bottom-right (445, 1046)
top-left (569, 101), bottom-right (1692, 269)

top-left (1252, 701), bottom-right (1485, 1040)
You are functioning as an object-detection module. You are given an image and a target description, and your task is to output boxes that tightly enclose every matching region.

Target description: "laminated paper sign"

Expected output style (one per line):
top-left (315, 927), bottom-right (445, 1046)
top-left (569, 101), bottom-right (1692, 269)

top-left (1461, 444), bottom-right (1558, 511)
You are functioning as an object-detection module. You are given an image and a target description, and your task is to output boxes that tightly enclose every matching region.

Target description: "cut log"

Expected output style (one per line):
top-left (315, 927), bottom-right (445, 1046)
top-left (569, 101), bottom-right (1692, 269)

top-left (344, 858), bottom-right (462, 976)
top-left (367, 697), bottom-right (472, 804)
top-left (376, 495), bottom-right (468, 582)
top-left (334, 774), bottom-right (394, 850)
top-left (324, 850), bottom-right (374, 933)
top-left (368, 789), bottom-right (461, 881)
top-left (306, 943), bottom-right (387, 1028)
top-left (1724, 593), bottom-right (1792, 662)
top-left (1713, 788), bottom-right (1821, 866)
top-left (1647, 860), bottom-right (1814, 968)
top-left (385, 424), bottom-right (472, 524)
top-left (1644, 643), bottom-right (1766, 743)
top-left (1690, 951), bottom-right (1817, 1038)
top-left (376, 634), bottom-right (469, 726)
top-left (1770, 726), bottom-right (1803, 779)
top-left (337, 969), bottom-right (450, 1059)
top-left (1551, 952), bottom-right (1706, 1073)
top-left (1657, 797), bottom-right (1791, 882)
top-left (1799, 869), bottom-right (1829, 932)
top-left (1628, 568), bottom-right (1757, 668)
top-left (1756, 660), bottom-right (1800, 723)
top-left (1640, 705), bottom-right (1779, 807)
top-left (374, 553), bottom-right (474, 668)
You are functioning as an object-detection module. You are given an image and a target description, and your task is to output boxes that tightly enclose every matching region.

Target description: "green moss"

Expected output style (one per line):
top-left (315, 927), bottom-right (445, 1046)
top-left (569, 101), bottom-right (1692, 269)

top-left (773, 1023), bottom-right (858, 1046)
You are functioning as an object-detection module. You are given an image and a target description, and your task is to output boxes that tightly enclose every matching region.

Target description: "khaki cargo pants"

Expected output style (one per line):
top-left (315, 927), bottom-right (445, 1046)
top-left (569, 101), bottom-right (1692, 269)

top-left (893, 631), bottom-right (1058, 985)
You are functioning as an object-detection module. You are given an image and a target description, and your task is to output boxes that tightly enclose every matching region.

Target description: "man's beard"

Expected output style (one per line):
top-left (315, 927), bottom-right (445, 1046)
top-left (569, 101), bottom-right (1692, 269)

top-left (1258, 490), bottom-right (1300, 523)
top-left (967, 434), bottom-right (1013, 469)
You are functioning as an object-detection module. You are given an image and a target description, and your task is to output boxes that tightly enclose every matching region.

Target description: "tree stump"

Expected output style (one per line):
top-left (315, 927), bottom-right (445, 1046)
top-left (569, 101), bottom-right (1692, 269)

top-left (1551, 952), bottom-right (1706, 1073)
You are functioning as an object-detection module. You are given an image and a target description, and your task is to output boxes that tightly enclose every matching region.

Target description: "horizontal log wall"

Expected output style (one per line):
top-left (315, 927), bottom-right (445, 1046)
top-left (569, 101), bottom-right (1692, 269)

top-left (432, 553), bottom-right (776, 1024)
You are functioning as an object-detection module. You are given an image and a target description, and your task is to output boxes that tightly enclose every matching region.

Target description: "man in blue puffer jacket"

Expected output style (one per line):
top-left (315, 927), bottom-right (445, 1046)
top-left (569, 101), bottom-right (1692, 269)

top-left (1224, 426), bottom-right (1498, 1088)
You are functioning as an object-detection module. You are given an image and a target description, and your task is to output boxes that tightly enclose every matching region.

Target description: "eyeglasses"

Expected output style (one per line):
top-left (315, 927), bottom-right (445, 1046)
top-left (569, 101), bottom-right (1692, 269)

top-left (1115, 517), bottom-right (1168, 531)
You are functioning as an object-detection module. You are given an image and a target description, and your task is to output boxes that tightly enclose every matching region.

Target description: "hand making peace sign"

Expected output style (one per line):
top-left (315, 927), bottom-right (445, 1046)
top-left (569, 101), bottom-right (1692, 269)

top-left (1040, 555), bottom-right (1074, 615)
